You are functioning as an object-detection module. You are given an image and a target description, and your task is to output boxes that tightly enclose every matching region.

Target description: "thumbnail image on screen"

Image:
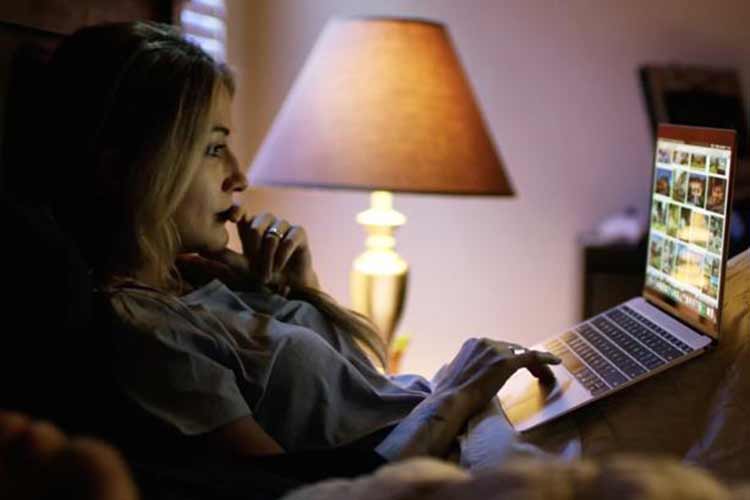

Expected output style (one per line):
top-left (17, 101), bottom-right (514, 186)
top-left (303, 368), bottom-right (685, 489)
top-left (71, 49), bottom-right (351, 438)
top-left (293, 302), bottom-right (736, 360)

top-left (647, 139), bottom-right (731, 325)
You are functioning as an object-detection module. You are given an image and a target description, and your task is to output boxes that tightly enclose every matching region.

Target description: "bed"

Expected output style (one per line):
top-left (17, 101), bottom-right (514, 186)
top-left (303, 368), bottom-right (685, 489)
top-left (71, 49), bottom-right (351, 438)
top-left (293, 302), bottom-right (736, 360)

top-left (285, 248), bottom-right (749, 499)
top-left (0, 5), bottom-right (747, 499)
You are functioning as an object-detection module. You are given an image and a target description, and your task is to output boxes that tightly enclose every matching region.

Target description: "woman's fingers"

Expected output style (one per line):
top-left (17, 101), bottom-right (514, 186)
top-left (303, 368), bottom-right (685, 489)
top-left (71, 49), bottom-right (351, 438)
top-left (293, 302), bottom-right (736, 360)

top-left (516, 350), bottom-right (561, 386)
top-left (237, 212), bottom-right (296, 283)
top-left (534, 351), bottom-right (562, 365)
top-left (526, 362), bottom-right (557, 386)
top-left (234, 212), bottom-right (315, 287)
top-left (259, 219), bottom-right (291, 283)
top-left (274, 225), bottom-right (304, 273)
top-left (237, 212), bottom-right (274, 264)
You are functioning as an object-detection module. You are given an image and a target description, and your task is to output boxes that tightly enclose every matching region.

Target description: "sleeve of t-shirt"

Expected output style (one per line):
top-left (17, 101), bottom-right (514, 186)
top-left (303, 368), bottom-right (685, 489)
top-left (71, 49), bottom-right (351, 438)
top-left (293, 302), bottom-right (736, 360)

top-left (108, 291), bottom-right (251, 436)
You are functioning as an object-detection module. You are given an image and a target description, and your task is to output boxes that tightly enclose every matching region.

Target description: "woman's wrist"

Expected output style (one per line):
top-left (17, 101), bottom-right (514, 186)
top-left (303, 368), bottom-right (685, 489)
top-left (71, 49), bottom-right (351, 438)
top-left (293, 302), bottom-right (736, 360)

top-left (375, 391), bottom-right (473, 461)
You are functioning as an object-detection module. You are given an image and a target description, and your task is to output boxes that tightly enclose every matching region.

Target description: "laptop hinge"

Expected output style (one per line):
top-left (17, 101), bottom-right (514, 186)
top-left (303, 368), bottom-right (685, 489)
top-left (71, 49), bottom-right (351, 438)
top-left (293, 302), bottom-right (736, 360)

top-left (641, 294), bottom-right (717, 345)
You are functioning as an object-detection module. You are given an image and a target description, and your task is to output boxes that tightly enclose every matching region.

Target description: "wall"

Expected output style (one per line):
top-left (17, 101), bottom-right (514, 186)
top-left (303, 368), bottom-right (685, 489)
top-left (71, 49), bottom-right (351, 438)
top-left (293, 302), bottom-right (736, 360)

top-left (225, 0), bottom-right (750, 377)
top-left (0, 0), bottom-right (172, 35)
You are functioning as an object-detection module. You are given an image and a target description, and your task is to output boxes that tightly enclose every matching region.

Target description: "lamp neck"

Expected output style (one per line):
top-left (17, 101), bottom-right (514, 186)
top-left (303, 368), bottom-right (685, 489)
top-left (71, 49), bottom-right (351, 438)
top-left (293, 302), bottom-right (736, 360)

top-left (356, 191), bottom-right (406, 251)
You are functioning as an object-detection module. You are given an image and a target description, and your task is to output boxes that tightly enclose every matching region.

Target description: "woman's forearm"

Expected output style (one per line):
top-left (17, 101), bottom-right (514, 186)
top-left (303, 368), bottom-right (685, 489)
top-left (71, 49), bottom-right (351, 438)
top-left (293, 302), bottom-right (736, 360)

top-left (375, 392), bottom-right (473, 461)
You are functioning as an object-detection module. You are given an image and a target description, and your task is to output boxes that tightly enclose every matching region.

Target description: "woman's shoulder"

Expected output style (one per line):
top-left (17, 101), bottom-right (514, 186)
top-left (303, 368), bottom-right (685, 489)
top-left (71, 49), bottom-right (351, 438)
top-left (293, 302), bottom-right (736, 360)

top-left (96, 277), bottom-right (196, 332)
top-left (97, 278), bottom-right (237, 362)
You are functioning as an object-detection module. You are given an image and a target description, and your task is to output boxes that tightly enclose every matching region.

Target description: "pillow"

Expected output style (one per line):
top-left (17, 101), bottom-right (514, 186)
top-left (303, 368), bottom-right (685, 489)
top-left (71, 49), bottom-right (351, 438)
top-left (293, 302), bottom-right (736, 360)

top-left (282, 455), bottom-right (750, 500)
top-left (721, 248), bottom-right (750, 340)
top-left (684, 248), bottom-right (749, 481)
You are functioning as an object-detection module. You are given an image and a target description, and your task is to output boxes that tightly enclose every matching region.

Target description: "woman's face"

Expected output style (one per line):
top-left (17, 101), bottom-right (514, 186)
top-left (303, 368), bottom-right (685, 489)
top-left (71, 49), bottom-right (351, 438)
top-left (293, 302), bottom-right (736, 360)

top-left (174, 86), bottom-right (247, 254)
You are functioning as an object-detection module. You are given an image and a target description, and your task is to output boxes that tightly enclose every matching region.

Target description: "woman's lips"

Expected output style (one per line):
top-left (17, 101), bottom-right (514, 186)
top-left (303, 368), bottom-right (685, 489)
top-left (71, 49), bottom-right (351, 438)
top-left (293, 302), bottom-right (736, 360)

top-left (216, 204), bottom-right (241, 222)
top-left (216, 207), bottom-right (234, 222)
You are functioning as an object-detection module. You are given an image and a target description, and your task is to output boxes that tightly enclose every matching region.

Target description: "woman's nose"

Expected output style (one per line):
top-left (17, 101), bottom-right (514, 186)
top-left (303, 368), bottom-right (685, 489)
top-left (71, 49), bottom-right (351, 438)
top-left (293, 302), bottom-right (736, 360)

top-left (223, 151), bottom-right (248, 193)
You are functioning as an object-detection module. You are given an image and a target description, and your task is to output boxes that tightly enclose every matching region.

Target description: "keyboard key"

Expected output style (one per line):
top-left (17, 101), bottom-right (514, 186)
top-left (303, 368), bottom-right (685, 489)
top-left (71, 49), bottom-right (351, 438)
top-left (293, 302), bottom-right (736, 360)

top-left (591, 317), bottom-right (665, 370)
top-left (622, 306), bottom-right (694, 353)
top-left (559, 332), bottom-right (628, 388)
top-left (543, 339), bottom-right (608, 396)
top-left (606, 309), bottom-right (684, 361)
top-left (575, 324), bottom-right (647, 379)
top-left (577, 368), bottom-right (608, 396)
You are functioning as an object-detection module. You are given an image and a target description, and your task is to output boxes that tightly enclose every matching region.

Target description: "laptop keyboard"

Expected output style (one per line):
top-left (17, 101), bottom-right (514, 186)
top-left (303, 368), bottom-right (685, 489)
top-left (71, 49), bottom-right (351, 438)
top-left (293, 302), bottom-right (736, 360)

top-left (544, 305), bottom-right (695, 396)
top-left (544, 338), bottom-right (612, 396)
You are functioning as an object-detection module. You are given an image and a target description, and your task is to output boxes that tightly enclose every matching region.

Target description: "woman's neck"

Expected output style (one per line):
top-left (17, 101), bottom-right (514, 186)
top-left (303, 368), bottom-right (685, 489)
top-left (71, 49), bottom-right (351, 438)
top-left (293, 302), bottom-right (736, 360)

top-left (124, 260), bottom-right (193, 295)
top-left (132, 264), bottom-right (162, 289)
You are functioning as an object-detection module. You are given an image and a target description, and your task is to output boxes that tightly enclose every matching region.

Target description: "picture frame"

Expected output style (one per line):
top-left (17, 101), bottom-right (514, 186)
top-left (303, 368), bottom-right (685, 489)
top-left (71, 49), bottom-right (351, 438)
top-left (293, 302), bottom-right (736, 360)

top-left (640, 64), bottom-right (750, 202)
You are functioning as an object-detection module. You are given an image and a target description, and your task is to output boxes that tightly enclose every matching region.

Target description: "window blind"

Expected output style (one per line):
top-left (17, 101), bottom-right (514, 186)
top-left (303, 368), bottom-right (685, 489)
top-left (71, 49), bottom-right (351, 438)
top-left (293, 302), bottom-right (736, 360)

top-left (179, 0), bottom-right (226, 61)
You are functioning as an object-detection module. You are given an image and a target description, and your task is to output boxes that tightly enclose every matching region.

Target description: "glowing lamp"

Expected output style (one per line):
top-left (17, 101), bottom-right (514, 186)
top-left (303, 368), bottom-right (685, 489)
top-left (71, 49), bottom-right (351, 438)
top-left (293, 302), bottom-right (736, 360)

top-left (249, 17), bottom-right (514, 372)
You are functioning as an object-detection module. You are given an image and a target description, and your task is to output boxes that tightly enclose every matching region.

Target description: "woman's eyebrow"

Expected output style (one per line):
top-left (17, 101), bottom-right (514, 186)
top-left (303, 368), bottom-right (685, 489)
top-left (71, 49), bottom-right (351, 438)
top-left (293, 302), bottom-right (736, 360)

top-left (212, 125), bottom-right (230, 136)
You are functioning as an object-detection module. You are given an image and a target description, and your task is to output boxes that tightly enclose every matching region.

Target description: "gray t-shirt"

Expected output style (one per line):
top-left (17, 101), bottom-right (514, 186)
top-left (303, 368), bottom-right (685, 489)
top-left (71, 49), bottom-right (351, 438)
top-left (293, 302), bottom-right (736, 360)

top-left (104, 279), bottom-right (430, 451)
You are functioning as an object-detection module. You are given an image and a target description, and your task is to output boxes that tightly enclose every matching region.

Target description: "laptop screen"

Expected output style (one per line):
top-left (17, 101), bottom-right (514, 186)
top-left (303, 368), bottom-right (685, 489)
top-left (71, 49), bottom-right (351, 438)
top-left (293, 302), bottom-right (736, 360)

top-left (644, 125), bottom-right (735, 338)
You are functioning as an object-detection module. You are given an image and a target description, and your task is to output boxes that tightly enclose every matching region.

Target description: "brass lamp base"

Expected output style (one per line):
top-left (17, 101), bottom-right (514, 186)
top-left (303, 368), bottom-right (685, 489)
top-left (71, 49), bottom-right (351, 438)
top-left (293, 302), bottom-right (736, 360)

top-left (350, 191), bottom-right (408, 372)
top-left (350, 269), bottom-right (408, 348)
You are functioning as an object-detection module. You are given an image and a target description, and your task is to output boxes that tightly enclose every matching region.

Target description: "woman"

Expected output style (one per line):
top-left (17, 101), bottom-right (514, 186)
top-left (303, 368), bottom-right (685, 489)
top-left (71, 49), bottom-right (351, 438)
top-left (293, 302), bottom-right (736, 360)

top-left (43, 21), bottom-right (559, 465)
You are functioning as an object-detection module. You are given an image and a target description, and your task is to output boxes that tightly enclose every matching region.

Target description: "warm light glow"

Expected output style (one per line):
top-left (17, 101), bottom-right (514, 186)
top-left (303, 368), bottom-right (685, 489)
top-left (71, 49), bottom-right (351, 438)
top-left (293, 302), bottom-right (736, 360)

top-left (353, 249), bottom-right (408, 276)
top-left (356, 191), bottom-right (406, 227)
top-left (364, 234), bottom-right (396, 250)
top-left (353, 191), bottom-right (408, 276)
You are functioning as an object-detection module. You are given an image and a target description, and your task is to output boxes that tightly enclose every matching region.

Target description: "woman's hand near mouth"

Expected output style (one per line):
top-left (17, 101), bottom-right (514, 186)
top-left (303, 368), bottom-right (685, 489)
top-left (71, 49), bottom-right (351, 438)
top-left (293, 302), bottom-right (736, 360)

top-left (233, 210), bottom-right (320, 292)
top-left (179, 206), bottom-right (320, 294)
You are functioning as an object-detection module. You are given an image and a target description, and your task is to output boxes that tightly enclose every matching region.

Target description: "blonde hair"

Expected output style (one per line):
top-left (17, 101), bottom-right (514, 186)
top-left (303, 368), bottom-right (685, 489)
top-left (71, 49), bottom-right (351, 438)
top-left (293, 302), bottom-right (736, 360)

top-left (45, 21), bottom-right (386, 367)
top-left (291, 286), bottom-right (386, 368)
top-left (45, 22), bottom-right (232, 291)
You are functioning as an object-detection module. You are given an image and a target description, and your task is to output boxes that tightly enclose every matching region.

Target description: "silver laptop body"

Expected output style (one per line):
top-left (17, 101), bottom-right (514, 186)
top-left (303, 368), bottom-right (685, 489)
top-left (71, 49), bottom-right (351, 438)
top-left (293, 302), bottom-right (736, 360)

top-left (500, 125), bottom-right (737, 432)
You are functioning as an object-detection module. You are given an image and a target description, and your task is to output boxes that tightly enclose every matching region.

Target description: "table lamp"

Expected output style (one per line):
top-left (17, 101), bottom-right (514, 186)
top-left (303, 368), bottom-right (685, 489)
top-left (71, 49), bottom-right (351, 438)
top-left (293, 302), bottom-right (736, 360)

top-left (249, 16), bottom-right (514, 371)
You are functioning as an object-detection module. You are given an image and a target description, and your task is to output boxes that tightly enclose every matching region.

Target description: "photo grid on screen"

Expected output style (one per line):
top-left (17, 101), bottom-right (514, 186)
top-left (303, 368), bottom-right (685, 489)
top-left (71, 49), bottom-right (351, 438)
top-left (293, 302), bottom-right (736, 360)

top-left (646, 139), bottom-right (730, 323)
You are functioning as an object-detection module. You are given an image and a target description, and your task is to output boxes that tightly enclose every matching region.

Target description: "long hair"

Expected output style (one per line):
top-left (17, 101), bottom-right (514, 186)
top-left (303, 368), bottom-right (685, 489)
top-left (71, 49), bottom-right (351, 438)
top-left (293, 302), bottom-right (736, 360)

top-left (44, 21), bottom-right (386, 367)
top-left (45, 21), bottom-right (231, 292)
top-left (291, 286), bottom-right (386, 368)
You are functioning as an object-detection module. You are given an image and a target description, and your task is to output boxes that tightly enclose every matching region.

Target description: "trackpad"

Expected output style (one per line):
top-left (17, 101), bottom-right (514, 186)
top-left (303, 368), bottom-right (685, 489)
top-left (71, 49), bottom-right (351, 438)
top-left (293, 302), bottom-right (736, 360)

top-left (499, 363), bottom-right (593, 432)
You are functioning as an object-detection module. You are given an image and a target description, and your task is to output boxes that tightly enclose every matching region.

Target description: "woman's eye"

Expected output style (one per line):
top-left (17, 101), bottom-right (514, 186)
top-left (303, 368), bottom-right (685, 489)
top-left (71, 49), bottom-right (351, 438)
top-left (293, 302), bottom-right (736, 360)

top-left (206, 144), bottom-right (226, 158)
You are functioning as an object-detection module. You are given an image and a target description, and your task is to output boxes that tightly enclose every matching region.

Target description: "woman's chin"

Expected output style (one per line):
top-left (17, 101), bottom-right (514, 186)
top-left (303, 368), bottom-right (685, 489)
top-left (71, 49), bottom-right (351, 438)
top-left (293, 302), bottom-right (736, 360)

top-left (213, 227), bottom-right (230, 250)
top-left (187, 230), bottom-right (228, 255)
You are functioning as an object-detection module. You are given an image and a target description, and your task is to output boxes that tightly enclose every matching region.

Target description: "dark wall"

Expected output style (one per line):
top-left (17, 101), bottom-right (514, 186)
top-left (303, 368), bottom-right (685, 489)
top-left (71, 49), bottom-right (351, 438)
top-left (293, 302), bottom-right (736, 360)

top-left (0, 0), bottom-right (175, 198)
top-left (0, 0), bottom-right (174, 34)
top-left (0, 0), bottom-right (175, 431)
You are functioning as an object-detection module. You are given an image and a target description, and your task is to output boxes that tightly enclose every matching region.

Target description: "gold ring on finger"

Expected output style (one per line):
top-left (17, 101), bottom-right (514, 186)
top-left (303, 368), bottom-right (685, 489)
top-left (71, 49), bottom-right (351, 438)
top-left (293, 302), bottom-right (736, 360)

top-left (266, 226), bottom-right (283, 239)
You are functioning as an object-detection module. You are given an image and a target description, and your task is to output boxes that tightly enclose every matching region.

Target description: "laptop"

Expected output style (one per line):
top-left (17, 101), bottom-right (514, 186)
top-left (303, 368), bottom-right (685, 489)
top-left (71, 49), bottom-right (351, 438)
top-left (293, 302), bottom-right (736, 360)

top-left (499, 124), bottom-right (737, 432)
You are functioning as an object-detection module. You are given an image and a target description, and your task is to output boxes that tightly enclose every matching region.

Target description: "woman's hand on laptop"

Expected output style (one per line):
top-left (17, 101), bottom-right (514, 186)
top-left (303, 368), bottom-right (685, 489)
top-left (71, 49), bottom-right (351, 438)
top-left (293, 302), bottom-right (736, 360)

top-left (375, 339), bottom-right (560, 461)
top-left (431, 338), bottom-right (561, 418)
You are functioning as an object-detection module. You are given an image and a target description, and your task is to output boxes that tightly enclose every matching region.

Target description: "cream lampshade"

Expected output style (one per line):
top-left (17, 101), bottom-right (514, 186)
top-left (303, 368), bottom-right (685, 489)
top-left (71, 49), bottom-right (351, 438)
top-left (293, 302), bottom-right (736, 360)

top-left (249, 16), bottom-right (514, 372)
